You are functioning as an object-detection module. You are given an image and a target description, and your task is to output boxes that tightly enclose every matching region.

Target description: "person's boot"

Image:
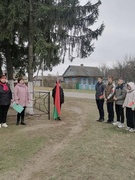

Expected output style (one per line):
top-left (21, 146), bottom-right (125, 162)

top-left (58, 117), bottom-right (61, 121)
top-left (20, 119), bottom-right (26, 125)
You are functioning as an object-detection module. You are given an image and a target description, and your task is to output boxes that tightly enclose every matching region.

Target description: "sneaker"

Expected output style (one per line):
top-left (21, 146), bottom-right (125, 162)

top-left (2, 123), bottom-right (8, 128)
top-left (118, 123), bottom-right (124, 128)
top-left (113, 121), bottom-right (120, 126)
top-left (125, 127), bottom-right (130, 131)
top-left (129, 128), bottom-right (135, 132)
top-left (99, 119), bottom-right (104, 122)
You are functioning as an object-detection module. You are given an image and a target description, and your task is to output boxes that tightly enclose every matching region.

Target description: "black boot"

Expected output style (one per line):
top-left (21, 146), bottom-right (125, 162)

top-left (21, 122), bottom-right (26, 125)
top-left (21, 121), bottom-right (26, 125)
top-left (58, 117), bottom-right (61, 121)
top-left (20, 119), bottom-right (26, 125)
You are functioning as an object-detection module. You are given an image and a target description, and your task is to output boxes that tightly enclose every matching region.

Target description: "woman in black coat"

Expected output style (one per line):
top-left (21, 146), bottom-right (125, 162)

top-left (52, 81), bottom-right (64, 120)
top-left (0, 75), bottom-right (12, 128)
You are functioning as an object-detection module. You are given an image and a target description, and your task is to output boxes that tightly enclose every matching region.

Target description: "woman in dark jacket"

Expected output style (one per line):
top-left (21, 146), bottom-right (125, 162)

top-left (0, 75), bottom-right (12, 128)
top-left (52, 81), bottom-right (64, 120)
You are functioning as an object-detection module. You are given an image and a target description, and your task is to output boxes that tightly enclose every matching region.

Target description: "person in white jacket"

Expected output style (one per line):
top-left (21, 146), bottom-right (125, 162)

top-left (123, 82), bottom-right (135, 132)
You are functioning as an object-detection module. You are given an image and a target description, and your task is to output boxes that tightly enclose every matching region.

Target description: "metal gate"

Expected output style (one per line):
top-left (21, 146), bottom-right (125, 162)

top-left (33, 90), bottom-right (50, 120)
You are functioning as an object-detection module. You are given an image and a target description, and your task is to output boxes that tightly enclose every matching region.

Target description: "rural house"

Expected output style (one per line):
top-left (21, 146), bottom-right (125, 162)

top-left (62, 64), bottom-right (101, 90)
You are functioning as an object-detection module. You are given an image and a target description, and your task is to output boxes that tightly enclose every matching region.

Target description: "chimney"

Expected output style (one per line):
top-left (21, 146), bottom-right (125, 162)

top-left (80, 64), bottom-right (84, 66)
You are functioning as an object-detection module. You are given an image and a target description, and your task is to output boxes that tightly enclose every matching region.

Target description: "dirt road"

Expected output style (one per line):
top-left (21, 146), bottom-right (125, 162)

top-left (2, 95), bottom-right (93, 180)
top-left (2, 91), bottom-right (135, 180)
top-left (64, 92), bottom-right (95, 99)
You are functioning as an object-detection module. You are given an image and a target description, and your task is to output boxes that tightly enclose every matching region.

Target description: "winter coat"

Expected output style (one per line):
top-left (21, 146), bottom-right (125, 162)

top-left (114, 83), bottom-right (126, 105)
top-left (95, 82), bottom-right (105, 100)
top-left (123, 82), bottom-right (135, 110)
top-left (0, 82), bottom-right (12, 105)
top-left (14, 83), bottom-right (30, 107)
top-left (104, 83), bottom-right (115, 102)
top-left (52, 86), bottom-right (64, 105)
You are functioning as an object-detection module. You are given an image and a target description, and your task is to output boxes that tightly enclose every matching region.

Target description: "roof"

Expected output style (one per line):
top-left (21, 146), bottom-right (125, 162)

top-left (62, 65), bottom-right (101, 77)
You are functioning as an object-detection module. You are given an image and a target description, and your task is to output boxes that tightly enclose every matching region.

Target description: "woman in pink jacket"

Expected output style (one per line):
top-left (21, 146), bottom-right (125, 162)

top-left (14, 77), bottom-right (30, 125)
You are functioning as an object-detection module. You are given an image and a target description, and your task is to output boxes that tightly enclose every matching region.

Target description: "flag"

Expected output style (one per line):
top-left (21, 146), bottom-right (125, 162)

top-left (53, 81), bottom-right (61, 119)
top-left (129, 101), bottom-right (134, 107)
top-left (99, 95), bottom-right (104, 99)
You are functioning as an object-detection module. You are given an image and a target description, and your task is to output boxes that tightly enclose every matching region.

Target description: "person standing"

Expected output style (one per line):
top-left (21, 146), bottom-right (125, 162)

top-left (123, 82), bottom-right (135, 132)
top-left (104, 76), bottom-right (115, 124)
top-left (0, 74), bottom-right (12, 128)
top-left (113, 78), bottom-right (126, 128)
top-left (52, 81), bottom-right (64, 120)
top-left (14, 77), bottom-right (30, 125)
top-left (95, 76), bottom-right (105, 122)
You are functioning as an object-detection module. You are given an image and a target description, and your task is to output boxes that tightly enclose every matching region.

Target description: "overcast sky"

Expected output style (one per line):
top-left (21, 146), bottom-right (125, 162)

top-left (43, 0), bottom-right (135, 76)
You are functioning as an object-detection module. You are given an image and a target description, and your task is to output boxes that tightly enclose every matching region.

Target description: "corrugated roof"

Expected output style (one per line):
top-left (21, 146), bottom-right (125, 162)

top-left (63, 65), bottom-right (101, 77)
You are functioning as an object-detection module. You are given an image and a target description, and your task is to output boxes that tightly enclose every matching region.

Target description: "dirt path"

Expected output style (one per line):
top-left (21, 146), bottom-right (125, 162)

top-left (64, 92), bottom-right (95, 99)
top-left (18, 119), bottom-right (85, 180)
top-left (5, 97), bottom-right (90, 180)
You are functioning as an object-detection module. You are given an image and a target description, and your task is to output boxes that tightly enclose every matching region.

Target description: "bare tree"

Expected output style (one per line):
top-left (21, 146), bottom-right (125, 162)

top-left (99, 63), bottom-right (109, 78)
top-left (113, 56), bottom-right (135, 82)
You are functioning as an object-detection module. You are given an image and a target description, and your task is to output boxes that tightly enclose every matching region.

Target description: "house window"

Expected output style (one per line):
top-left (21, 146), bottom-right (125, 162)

top-left (86, 78), bottom-right (88, 85)
top-left (65, 78), bottom-right (69, 83)
top-left (80, 78), bottom-right (84, 84)
top-left (72, 78), bottom-right (76, 82)
top-left (89, 78), bottom-right (93, 84)
top-left (93, 78), bottom-right (96, 85)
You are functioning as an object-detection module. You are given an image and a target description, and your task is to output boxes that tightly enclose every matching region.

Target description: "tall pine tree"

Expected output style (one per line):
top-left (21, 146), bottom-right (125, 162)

top-left (0, 0), bottom-right (104, 81)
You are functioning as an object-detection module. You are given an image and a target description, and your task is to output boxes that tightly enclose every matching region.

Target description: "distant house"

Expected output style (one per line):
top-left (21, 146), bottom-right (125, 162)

top-left (62, 64), bottom-right (102, 90)
top-left (33, 75), bottom-right (63, 87)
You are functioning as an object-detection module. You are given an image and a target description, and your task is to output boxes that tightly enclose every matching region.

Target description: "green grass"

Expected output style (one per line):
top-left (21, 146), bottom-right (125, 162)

top-left (0, 127), bottom-right (45, 173)
top-left (0, 93), bottom-right (135, 180)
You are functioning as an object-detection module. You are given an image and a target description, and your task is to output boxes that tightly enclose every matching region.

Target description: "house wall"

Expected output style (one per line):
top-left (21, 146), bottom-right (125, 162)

top-left (63, 77), bottom-right (97, 90)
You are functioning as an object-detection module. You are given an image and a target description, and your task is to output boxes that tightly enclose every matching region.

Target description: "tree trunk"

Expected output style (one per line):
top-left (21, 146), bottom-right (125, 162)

top-left (0, 54), bottom-right (3, 75)
top-left (26, 0), bottom-right (34, 114)
top-left (5, 44), bottom-right (14, 92)
top-left (28, 0), bottom-right (34, 82)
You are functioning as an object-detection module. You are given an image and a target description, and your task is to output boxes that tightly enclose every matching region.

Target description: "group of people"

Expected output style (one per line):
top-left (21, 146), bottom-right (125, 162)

top-left (0, 75), bottom-right (30, 128)
top-left (0, 74), bottom-right (64, 128)
top-left (95, 76), bottom-right (135, 132)
top-left (1, 73), bottom-right (135, 132)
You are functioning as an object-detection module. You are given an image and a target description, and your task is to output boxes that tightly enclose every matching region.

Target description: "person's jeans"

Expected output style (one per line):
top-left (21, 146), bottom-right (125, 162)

top-left (96, 99), bottom-right (104, 120)
top-left (107, 102), bottom-right (114, 122)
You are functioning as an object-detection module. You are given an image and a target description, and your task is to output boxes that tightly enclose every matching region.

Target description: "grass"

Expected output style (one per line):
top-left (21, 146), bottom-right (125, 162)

top-left (0, 92), bottom-right (135, 180)
top-left (30, 99), bottom-right (135, 180)
top-left (0, 127), bottom-right (45, 172)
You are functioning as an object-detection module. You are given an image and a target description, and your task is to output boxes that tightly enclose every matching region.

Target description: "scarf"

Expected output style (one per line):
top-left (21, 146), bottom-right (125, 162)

top-left (0, 82), bottom-right (9, 91)
top-left (116, 84), bottom-right (123, 90)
